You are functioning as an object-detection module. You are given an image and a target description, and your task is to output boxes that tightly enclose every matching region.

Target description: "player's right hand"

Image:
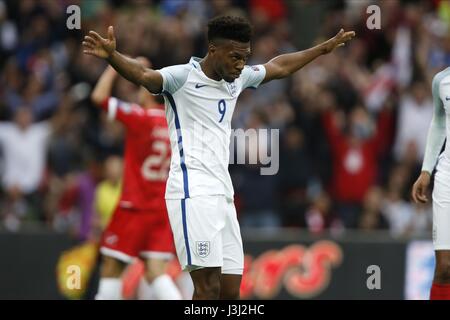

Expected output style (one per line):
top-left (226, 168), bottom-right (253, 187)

top-left (411, 171), bottom-right (431, 203)
top-left (83, 26), bottom-right (116, 59)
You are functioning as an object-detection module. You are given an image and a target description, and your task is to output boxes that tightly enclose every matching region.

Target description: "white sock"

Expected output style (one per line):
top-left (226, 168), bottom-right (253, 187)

top-left (95, 278), bottom-right (122, 300)
top-left (176, 271), bottom-right (194, 300)
top-left (151, 274), bottom-right (182, 300)
top-left (137, 278), bottom-right (154, 300)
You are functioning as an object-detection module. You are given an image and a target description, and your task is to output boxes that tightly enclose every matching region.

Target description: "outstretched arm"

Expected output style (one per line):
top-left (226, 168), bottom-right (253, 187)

top-left (83, 26), bottom-right (163, 94)
top-left (91, 57), bottom-right (151, 105)
top-left (262, 29), bottom-right (355, 83)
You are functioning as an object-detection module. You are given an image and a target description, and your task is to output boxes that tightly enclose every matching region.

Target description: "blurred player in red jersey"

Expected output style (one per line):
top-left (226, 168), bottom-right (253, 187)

top-left (92, 58), bottom-right (181, 300)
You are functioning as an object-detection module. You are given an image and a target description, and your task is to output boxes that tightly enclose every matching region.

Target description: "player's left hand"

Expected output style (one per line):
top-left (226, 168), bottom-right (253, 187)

top-left (411, 171), bottom-right (431, 203)
top-left (324, 29), bottom-right (356, 54)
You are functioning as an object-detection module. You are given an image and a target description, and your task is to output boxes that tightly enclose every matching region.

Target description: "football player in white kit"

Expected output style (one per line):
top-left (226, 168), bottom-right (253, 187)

top-left (412, 68), bottom-right (450, 300)
top-left (83, 16), bottom-right (355, 299)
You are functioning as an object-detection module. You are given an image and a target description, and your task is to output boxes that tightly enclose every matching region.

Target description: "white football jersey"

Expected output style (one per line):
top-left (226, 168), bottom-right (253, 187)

top-left (422, 67), bottom-right (450, 173)
top-left (157, 57), bottom-right (266, 199)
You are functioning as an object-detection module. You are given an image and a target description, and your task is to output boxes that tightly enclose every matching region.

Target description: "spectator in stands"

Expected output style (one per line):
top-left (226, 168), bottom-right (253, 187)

top-left (358, 186), bottom-right (389, 231)
top-left (305, 192), bottom-right (342, 234)
top-left (0, 106), bottom-right (50, 230)
top-left (321, 100), bottom-right (393, 228)
top-left (394, 80), bottom-right (433, 166)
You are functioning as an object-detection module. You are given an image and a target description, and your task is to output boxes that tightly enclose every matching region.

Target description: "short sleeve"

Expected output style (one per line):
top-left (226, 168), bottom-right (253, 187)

top-left (156, 64), bottom-right (191, 94)
top-left (103, 97), bottom-right (149, 130)
top-left (240, 64), bottom-right (266, 90)
top-left (421, 72), bottom-right (447, 173)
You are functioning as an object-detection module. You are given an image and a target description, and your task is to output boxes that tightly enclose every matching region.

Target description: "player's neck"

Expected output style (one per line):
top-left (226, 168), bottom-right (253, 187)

top-left (199, 56), bottom-right (222, 81)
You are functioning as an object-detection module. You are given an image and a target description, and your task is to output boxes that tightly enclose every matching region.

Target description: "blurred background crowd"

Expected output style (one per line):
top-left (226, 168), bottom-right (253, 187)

top-left (0, 0), bottom-right (447, 241)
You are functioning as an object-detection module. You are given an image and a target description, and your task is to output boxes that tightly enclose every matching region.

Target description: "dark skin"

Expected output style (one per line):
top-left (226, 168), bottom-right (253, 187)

top-left (83, 25), bottom-right (355, 299)
top-left (200, 39), bottom-right (251, 83)
top-left (82, 26), bottom-right (355, 93)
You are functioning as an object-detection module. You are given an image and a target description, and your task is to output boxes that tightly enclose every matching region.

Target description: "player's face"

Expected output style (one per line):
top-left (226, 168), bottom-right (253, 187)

top-left (214, 40), bottom-right (251, 82)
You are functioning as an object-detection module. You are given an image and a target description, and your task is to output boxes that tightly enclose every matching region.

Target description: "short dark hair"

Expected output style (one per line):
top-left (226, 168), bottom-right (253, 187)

top-left (207, 15), bottom-right (252, 43)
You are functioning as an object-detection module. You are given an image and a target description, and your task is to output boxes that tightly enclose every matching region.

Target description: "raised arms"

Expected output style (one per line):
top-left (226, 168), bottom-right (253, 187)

top-left (262, 29), bottom-right (355, 83)
top-left (83, 26), bottom-right (163, 94)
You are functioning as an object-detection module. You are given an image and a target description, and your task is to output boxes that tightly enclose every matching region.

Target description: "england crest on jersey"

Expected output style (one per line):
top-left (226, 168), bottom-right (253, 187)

top-left (196, 241), bottom-right (210, 257)
top-left (227, 82), bottom-right (237, 97)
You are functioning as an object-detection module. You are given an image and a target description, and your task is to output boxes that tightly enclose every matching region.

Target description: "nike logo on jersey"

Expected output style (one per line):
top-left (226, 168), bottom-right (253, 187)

top-left (195, 83), bottom-right (208, 89)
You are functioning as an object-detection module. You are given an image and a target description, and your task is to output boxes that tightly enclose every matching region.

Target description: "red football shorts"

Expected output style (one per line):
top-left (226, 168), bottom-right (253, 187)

top-left (100, 206), bottom-right (175, 263)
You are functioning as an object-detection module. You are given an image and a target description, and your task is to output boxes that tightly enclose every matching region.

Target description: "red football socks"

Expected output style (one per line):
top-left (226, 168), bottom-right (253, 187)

top-left (430, 283), bottom-right (450, 300)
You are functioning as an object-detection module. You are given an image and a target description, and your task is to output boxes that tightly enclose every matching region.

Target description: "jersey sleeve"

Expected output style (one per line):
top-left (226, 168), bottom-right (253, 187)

top-left (421, 74), bottom-right (447, 174)
top-left (100, 97), bottom-right (149, 129)
top-left (240, 64), bottom-right (266, 90)
top-left (156, 64), bottom-right (191, 95)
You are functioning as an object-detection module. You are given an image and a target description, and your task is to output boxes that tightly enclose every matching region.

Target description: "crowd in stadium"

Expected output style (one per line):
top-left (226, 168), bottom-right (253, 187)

top-left (0, 0), bottom-right (447, 240)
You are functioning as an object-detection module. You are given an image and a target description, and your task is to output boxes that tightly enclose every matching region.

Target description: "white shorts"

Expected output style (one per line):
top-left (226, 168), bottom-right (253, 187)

top-left (432, 156), bottom-right (450, 250)
top-left (165, 195), bottom-right (244, 274)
